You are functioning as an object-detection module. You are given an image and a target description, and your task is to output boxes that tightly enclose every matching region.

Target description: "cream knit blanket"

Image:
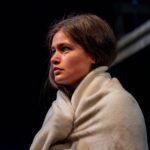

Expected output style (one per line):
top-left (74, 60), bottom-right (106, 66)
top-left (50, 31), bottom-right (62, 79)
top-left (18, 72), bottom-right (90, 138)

top-left (30, 66), bottom-right (149, 150)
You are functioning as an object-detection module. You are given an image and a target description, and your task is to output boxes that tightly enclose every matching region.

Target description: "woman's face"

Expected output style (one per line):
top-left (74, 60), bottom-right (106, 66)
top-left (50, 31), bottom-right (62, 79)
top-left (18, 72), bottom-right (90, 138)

top-left (50, 31), bottom-right (95, 89)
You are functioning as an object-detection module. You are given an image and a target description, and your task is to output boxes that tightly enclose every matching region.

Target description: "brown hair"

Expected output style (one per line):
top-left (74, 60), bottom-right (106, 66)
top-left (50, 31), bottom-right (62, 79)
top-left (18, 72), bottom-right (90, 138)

top-left (47, 13), bottom-right (117, 91)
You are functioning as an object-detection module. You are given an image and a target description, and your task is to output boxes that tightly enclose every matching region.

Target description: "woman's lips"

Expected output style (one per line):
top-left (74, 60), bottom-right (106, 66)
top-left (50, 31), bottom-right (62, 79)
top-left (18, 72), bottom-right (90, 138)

top-left (53, 67), bottom-right (63, 74)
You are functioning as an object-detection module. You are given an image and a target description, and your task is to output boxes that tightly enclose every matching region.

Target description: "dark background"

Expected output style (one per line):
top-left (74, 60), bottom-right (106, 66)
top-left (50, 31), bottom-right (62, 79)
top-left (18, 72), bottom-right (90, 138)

top-left (1, 0), bottom-right (150, 149)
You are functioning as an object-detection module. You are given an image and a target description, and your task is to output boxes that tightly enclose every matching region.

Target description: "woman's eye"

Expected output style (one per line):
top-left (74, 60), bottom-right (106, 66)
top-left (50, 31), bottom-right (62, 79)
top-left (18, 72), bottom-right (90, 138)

top-left (61, 47), bottom-right (70, 53)
top-left (51, 49), bottom-right (56, 56)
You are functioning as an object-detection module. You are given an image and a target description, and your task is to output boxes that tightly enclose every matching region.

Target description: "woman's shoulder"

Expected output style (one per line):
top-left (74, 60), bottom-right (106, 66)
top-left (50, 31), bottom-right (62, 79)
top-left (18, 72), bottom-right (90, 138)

top-left (101, 77), bottom-right (144, 119)
top-left (104, 77), bottom-right (138, 105)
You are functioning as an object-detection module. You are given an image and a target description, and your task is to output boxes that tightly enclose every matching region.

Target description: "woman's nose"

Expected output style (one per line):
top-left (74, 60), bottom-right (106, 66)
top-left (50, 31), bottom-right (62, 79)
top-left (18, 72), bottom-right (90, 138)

top-left (50, 51), bottom-right (61, 64)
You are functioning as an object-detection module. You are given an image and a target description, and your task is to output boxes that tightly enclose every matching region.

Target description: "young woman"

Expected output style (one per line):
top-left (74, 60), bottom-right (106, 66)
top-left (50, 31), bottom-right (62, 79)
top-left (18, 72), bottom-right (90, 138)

top-left (30, 13), bottom-right (149, 150)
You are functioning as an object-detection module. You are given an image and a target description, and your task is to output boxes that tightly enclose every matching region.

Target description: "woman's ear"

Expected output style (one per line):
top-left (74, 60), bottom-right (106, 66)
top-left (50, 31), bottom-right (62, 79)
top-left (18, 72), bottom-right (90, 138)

top-left (90, 56), bottom-right (96, 64)
top-left (87, 54), bottom-right (96, 65)
top-left (92, 58), bottom-right (96, 64)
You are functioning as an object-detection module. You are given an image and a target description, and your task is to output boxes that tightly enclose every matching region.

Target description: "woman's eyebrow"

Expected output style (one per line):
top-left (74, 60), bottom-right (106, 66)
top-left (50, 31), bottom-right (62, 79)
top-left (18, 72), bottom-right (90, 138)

top-left (51, 42), bottom-right (71, 49)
